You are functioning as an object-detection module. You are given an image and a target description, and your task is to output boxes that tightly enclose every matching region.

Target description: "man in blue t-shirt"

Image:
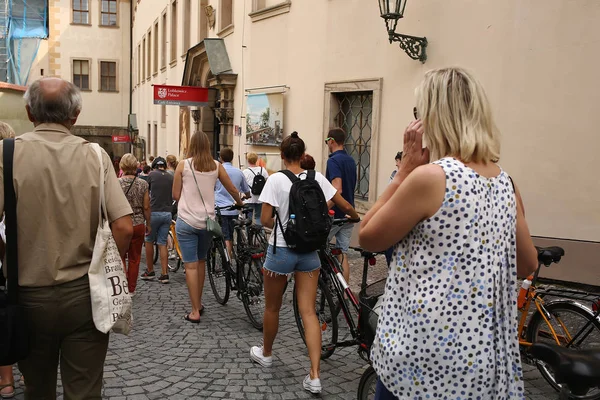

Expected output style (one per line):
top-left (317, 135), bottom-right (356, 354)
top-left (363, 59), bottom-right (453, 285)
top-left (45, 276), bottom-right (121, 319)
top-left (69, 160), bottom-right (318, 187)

top-left (325, 128), bottom-right (357, 284)
top-left (215, 148), bottom-right (251, 260)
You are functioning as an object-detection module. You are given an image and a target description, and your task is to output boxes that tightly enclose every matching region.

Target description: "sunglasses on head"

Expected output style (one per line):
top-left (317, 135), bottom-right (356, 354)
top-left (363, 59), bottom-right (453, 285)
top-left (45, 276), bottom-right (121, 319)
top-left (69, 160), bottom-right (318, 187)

top-left (324, 137), bottom-right (334, 144)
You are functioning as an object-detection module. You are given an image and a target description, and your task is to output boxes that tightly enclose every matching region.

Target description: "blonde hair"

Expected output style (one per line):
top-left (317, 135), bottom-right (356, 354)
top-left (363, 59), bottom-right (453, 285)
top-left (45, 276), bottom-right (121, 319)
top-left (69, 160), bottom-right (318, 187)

top-left (0, 122), bottom-right (15, 140)
top-left (166, 154), bottom-right (178, 169)
top-left (187, 131), bottom-right (217, 172)
top-left (119, 153), bottom-right (138, 175)
top-left (246, 152), bottom-right (258, 165)
top-left (415, 67), bottom-right (500, 163)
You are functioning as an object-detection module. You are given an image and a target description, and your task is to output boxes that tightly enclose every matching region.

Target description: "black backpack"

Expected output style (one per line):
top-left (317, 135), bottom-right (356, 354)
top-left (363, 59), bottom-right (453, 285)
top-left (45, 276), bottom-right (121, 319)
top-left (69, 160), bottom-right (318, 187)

top-left (274, 170), bottom-right (332, 254)
top-left (249, 167), bottom-right (266, 195)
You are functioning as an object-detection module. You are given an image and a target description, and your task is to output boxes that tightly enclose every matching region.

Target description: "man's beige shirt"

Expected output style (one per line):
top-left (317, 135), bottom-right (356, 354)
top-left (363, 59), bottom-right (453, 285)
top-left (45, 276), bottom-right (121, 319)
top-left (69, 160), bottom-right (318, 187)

top-left (0, 123), bottom-right (132, 287)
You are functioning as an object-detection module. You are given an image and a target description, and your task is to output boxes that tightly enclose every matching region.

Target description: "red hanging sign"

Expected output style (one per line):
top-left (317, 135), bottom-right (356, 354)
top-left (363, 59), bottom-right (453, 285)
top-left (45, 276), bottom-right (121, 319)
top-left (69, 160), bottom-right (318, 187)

top-left (112, 135), bottom-right (131, 143)
top-left (153, 85), bottom-right (209, 106)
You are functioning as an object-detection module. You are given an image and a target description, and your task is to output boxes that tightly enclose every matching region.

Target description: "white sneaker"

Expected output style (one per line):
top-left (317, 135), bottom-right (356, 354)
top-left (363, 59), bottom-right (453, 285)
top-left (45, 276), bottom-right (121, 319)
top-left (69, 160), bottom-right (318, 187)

top-left (303, 374), bottom-right (322, 394)
top-left (249, 346), bottom-right (273, 367)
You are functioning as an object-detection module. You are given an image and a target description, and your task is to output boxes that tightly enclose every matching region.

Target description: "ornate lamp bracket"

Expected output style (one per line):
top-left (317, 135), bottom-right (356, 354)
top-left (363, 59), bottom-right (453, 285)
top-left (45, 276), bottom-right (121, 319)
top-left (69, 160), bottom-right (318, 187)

top-left (389, 31), bottom-right (428, 63)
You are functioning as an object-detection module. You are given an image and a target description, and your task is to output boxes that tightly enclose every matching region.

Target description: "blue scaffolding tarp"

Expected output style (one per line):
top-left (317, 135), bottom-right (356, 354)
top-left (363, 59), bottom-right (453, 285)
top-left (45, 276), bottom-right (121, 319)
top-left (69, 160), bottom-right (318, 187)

top-left (1, 0), bottom-right (48, 85)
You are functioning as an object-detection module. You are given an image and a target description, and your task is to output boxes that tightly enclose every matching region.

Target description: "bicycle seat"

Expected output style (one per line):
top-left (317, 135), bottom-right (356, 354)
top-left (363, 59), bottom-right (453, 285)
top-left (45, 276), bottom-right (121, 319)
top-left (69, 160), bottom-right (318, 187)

top-left (536, 246), bottom-right (564, 266)
top-left (530, 343), bottom-right (600, 395)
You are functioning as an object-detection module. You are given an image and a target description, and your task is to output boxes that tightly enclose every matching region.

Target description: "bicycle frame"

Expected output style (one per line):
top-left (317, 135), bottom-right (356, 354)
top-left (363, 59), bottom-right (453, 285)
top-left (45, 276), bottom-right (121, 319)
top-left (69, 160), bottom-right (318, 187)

top-left (319, 247), bottom-right (361, 348)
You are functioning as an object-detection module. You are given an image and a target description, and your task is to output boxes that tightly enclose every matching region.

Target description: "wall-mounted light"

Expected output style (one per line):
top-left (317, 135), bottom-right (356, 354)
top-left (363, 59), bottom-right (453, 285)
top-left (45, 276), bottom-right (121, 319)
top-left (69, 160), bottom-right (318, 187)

top-left (378, 0), bottom-right (428, 63)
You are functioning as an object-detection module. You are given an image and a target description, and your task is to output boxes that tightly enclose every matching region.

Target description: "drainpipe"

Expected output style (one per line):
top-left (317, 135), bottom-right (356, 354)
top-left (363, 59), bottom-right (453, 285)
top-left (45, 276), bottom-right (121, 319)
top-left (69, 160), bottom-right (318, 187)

top-left (128, 0), bottom-right (133, 152)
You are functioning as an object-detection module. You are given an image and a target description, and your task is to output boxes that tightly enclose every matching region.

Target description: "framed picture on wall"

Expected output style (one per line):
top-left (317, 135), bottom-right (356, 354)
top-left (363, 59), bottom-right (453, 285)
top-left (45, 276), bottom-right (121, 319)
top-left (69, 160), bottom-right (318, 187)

top-left (245, 93), bottom-right (284, 147)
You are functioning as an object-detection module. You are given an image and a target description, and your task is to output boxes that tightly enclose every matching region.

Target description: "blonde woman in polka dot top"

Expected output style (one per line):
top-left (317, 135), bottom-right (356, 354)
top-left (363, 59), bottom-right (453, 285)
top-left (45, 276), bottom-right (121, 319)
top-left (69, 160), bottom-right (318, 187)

top-left (360, 67), bottom-right (539, 400)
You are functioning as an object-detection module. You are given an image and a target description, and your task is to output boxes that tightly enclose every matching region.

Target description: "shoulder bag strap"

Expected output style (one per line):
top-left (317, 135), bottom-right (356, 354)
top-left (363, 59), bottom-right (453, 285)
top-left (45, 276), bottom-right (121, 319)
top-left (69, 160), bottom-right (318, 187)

top-left (307, 169), bottom-right (316, 181)
top-left (249, 168), bottom-right (256, 177)
top-left (3, 138), bottom-right (18, 305)
top-left (187, 159), bottom-right (210, 216)
top-left (91, 144), bottom-right (108, 224)
top-left (125, 176), bottom-right (137, 196)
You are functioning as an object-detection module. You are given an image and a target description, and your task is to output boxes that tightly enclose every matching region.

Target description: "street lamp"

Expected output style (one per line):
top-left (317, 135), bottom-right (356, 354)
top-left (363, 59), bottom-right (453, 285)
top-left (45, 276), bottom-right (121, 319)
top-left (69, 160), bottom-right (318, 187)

top-left (378, 0), bottom-right (428, 63)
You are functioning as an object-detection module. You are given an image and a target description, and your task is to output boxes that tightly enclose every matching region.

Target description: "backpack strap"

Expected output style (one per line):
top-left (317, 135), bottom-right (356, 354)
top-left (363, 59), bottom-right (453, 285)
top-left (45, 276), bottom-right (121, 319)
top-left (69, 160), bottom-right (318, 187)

top-left (3, 138), bottom-right (18, 305)
top-left (279, 169), bottom-right (300, 184)
top-left (249, 168), bottom-right (256, 177)
top-left (306, 169), bottom-right (316, 181)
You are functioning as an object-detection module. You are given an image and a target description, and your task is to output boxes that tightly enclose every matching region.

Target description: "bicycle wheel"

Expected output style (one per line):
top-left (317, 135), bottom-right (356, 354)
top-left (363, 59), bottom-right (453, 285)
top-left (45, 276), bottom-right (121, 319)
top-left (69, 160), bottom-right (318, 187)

top-left (293, 276), bottom-right (338, 360)
top-left (153, 243), bottom-right (158, 265)
top-left (526, 301), bottom-right (600, 399)
top-left (238, 257), bottom-right (264, 331)
top-left (357, 365), bottom-right (378, 400)
top-left (207, 240), bottom-right (231, 305)
top-left (232, 227), bottom-right (247, 264)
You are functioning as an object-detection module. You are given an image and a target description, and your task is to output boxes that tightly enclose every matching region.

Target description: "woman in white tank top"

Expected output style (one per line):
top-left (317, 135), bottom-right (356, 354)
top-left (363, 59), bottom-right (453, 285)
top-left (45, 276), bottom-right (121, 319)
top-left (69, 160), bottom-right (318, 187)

top-left (360, 67), bottom-right (539, 400)
top-left (173, 132), bottom-right (243, 323)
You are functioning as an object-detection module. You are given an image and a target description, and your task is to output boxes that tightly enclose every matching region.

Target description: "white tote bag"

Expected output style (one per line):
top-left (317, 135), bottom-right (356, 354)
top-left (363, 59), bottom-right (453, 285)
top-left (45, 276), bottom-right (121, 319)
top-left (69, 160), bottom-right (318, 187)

top-left (88, 143), bottom-right (133, 335)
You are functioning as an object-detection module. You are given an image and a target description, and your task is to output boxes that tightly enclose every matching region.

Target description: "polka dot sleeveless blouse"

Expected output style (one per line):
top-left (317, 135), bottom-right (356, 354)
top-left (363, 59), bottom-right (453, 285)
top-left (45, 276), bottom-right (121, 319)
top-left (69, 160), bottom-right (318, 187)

top-left (371, 157), bottom-right (524, 399)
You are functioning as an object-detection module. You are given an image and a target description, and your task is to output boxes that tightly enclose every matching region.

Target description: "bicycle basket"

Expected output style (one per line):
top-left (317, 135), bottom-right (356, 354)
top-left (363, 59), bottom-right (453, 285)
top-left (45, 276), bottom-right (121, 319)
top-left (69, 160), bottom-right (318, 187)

top-left (358, 278), bottom-right (386, 352)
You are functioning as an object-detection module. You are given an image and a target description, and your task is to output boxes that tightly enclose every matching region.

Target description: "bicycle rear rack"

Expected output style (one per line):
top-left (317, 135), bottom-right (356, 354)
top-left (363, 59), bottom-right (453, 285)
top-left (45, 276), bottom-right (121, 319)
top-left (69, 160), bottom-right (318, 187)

top-left (537, 287), bottom-right (599, 303)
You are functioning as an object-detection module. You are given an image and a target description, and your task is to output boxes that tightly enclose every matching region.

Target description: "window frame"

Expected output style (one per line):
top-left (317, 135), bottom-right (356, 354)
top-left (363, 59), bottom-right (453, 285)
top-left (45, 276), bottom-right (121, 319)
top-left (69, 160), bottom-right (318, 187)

top-left (72, 58), bottom-right (91, 91)
top-left (98, 60), bottom-right (118, 93)
top-left (99, 0), bottom-right (119, 28)
top-left (153, 20), bottom-right (159, 76)
top-left (170, 0), bottom-right (178, 66)
top-left (323, 78), bottom-right (382, 211)
top-left (147, 28), bottom-right (152, 79)
top-left (217, 0), bottom-right (233, 37)
top-left (161, 9), bottom-right (167, 71)
top-left (249, 0), bottom-right (291, 22)
top-left (72, 0), bottom-right (91, 25)
top-left (182, 0), bottom-right (191, 57)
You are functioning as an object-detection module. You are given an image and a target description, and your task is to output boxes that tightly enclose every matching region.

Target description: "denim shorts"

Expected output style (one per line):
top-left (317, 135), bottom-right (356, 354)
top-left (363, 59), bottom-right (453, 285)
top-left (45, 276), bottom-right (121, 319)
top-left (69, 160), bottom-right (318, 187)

top-left (145, 212), bottom-right (172, 245)
top-left (221, 215), bottom-right (236, 241)
top-left (175, 218), bottom-right (211, 263)
top-left (328, 223), bottom-right (355, 253)
top-left (263, 245), bottom-right (320, 275)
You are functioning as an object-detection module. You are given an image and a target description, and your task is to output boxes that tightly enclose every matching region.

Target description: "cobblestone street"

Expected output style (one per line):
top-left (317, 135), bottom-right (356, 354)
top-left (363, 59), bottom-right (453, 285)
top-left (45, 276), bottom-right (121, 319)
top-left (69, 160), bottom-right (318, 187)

top-left (9, 253), bottom-right (559, 399)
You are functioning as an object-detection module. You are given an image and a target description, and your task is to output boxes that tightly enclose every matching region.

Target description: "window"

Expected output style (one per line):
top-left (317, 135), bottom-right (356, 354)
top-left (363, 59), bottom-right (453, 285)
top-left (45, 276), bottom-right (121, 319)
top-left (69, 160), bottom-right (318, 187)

top-left (100, 0), bottom-right (117, 26)
top-left (137, 44), bottom-right (141, 84)
top-left (153, 124), bottom-right (158, 157)
top-left (161, 12), bottom-right (167, 68)
top-left (72, 60), bottom-right (90, 90)
top-left (333, 92), bottom-right (374, 201)
top-left (142, 37), bottom-right (146, 82)
top-left (220, 0), bottom-right (232, 30)
top-left (198, 0), bottom-right (208, 41)
top-left (183, 0), bottom-right (191, 54)
top-left (100, 61), bottom-right (117, 91)
top-left (147, 30), bottom-right (152, 78)
top-left (161, 105), bottom-right (166, 127)
top-left (170, 0), bottom-right (177, 63)
top-left (72, 0), bottom-right (89, 24)
top-left (153, 21), bottom-right (159, 74)
top-left (249, 0), bottom-right (291, 22)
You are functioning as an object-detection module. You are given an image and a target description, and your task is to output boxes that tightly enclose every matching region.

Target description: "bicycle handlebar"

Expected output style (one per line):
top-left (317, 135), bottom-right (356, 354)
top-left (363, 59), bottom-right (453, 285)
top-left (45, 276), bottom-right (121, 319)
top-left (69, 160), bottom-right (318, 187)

top-left (332, 217), bottom-right (361, 226)
top-left (215, 204), bottom-right (244, 211)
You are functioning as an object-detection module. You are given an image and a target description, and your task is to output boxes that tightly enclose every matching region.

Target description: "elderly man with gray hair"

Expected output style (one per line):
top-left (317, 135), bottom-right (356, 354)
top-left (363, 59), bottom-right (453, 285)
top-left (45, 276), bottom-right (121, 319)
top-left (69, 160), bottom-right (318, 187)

top-left (0, 77), bottom-right (133, 399)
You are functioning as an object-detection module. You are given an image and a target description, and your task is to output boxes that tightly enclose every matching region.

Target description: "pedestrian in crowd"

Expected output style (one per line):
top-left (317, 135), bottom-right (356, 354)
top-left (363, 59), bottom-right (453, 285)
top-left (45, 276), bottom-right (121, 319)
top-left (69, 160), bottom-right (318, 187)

top-left (139, 165), bottom-right (151, 182)
top-left (215, 148), bottom-right (251, 259)
top-left (325, 128), bottom-right (357, 285)
top-left (119, 153), bottom-right (151, 295)
top-left (242, 152), bottom-right (269, 226)
top-left (300, 153), bottom-right (316, 170)
top-left (359, 67), bottom-right (538, 400)
top-left (1, 77), bottom-right (133, 399)
top-left (384, 151), bottom-right (403, 266)
top-left (166, 154), bottom-right (177, 175)
top-left (0, 121), bottom-right (16, 399)
top-left (388, 151), bottom-right (403, 182)
top-left (172, 132), bottom-right (243, 323)
top-left (249, 132), bottom-right (359, 394)
top-left (141, 156), bottom-right (174, 284)
top-left (148, 155), bottom-right (155, 166)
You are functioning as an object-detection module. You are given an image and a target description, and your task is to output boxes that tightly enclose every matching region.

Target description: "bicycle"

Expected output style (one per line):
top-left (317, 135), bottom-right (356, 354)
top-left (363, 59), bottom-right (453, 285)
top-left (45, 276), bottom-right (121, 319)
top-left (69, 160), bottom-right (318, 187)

top-left (153, 218), bottom-right (183, 273)
top-left (292, 217), bottom-right (385, 361)
top-left (530, 343), bottom-right (600, 399)
top-left (518, 246), bottom-right (600, 399)
top-left (207, 205), bottom-right (267, 330)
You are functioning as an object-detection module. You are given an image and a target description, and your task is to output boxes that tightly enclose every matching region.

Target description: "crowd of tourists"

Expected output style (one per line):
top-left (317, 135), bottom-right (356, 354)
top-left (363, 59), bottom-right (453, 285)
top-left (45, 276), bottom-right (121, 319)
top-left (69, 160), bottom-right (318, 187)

top-left (0, 67), bottom-right (539, 399)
